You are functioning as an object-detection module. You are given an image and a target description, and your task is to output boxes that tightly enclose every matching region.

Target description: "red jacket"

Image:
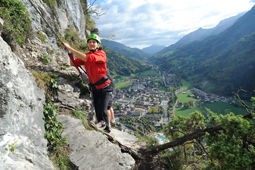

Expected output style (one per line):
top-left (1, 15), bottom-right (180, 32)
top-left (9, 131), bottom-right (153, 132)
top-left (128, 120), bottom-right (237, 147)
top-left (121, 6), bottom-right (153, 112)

top-left (74, 50), bottom-right (111, 90)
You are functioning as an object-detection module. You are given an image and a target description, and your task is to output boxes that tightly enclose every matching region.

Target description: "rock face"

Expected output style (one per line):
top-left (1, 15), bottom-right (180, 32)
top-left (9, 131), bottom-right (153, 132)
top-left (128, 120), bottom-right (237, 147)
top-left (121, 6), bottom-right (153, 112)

top-left (0, 37), bottom-right (54, 169)
top-left (57, 115), bottom-right (136, 170)
top-left (110, 129), bottom-right (140, 149)
top-left (20, 0), bottom-right (86, 44)
top-left (0, 1), bottom-right (139, 169)
top-left (59, 0), bottom-right (86, 39)
top-left (0, 17), bottom-right (3, 33)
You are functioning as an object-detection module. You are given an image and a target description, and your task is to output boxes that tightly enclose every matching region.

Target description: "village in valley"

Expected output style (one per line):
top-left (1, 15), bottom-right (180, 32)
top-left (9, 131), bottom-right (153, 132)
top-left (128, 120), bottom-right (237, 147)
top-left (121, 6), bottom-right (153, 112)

top-left (113, 74), bottom-right (173, 118)
top-left (111, 68), bottom-right (238, 138)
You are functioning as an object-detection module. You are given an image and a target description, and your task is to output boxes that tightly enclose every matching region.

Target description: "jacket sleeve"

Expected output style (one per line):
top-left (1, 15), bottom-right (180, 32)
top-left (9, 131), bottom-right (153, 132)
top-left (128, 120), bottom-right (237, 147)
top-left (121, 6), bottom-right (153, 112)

top-left (74, 58), bottom-right (85, 66)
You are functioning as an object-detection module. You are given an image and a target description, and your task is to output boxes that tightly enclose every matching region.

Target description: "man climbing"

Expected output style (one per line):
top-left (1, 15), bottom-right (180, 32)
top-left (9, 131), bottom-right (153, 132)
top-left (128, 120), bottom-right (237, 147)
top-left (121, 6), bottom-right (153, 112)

top-left (62, 34), bottom-right (114, 133)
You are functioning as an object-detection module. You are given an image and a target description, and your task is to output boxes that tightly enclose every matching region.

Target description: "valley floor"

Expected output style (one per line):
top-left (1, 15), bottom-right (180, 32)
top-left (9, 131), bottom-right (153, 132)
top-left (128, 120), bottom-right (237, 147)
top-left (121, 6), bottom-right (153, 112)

top-left (113, 70), bottom-right (248, 136)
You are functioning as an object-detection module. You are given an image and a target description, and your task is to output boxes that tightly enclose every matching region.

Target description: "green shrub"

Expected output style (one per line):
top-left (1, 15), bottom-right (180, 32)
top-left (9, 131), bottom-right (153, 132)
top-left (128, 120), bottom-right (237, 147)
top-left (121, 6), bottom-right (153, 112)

top-left (37, 31), bottom-right (47, 43)
top-left (162, 108), bottom-right (255, 169)
top-left (72, 110), bottom-right (86, 119)
top-left (9, 142), bottom-right (17, 153)
top-left (205, 112), bottom-right (255, 169)
top-left (43, 102), bottom-right (77, 169)
top-left (0, 0), bottom-right (32, 46)
top-left (145, 136), bottom-right (158, 147)
top-left (43, 103), bottom-right (65, 151)
top-left (42, 0), bottom-right (64, 8)
top-left (85, 12), bottom-right (96, 31)
top-left (79, 0), bottom-right (96, 31)
top-left (60, 65), bottom-right (68, 70)
top-left (31, 71), bottom-right (58, 100)
top-left (72, 110), bottom-right (91, 130)
top-left (159, 147), bottom-right (185, 170)
top-left (32, 71), bottom-right (52, 91)
top-left (40, 54), bottom-right (52, 64)
top-left (42, 0), bottom-right (57, 8)
top-left (64, 28), bottom-right (88, 52)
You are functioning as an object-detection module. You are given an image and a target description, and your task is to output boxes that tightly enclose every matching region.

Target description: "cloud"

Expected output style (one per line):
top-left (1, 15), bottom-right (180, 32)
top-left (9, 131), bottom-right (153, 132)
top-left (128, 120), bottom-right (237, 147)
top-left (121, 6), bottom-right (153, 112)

top-left (93, 0), bottom-right (255, 48)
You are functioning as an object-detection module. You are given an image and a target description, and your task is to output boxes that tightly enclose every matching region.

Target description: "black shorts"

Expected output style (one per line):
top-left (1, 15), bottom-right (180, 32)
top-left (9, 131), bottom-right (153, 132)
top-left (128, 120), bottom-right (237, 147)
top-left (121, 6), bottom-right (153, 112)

top-left (92, 89), bottom-right (111, 124)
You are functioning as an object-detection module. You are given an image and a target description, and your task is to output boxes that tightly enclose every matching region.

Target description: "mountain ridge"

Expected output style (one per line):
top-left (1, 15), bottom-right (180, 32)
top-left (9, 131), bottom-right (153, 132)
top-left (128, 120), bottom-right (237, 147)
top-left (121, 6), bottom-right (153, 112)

top-left (102, 39), bottom-right (149, 61)
top-left (142, 45), bottom-right (165, 55)
top-left (152, 5), bottom-right (255, 96)
top-left (155, 11), bottom-right (245, 56)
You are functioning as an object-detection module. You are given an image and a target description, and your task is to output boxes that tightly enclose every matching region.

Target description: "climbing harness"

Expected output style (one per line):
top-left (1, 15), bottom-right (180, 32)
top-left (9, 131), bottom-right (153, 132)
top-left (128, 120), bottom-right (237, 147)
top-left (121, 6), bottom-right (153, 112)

top-left (89, 75), bottom-right (110, 92)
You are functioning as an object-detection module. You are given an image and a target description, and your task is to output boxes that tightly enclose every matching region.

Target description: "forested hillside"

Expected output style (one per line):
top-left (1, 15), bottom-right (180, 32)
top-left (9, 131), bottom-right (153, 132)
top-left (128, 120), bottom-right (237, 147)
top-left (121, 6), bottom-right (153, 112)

top-left (152, 5), bottom-right (255, 96)
top-left (105, 48), bottom-right (151, 77)
top-left (102, 39), bottom-right (149, 61)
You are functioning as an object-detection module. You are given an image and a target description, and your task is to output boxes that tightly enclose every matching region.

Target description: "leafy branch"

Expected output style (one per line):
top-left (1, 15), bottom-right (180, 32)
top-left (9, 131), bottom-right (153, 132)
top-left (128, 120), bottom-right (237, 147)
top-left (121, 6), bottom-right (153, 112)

top-left (234, 88), bottom-right (255, 118)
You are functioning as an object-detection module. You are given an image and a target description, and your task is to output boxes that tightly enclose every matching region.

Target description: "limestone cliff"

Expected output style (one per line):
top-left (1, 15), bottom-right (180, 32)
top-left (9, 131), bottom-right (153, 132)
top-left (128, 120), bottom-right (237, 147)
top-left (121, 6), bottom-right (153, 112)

top-left (0, 1), bottom-right (140, 169)
top-left (0, 35), bottom-right (54, 169)
top-left (20, 0), bottom-right (86, 43)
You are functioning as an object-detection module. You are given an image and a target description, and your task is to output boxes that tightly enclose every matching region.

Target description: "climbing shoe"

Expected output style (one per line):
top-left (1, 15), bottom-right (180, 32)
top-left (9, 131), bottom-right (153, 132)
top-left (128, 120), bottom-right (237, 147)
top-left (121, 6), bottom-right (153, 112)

top-left (110, 119), bottom-right (116, 127)
top-left (104, 126), bottom-right (111, 133)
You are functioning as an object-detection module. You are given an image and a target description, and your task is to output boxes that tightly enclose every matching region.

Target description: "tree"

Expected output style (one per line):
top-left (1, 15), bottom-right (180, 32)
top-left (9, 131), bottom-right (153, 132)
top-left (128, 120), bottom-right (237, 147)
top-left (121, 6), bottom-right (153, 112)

top-left (136, 93), bottom-right (255, 169)
top-left (148, 106), bottom-right (159, 114)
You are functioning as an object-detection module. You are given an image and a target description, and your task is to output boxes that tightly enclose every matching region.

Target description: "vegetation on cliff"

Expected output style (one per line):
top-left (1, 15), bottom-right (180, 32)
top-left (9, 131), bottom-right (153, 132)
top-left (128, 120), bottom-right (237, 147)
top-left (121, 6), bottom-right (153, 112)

top-left (0, 0), bottom-right (32, 47)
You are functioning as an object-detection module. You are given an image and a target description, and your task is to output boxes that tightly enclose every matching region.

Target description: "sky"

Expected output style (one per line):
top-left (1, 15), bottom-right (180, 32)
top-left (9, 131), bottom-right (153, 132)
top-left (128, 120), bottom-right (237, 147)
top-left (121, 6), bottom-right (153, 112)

top-left (90, 0), bottom-right (255, 49)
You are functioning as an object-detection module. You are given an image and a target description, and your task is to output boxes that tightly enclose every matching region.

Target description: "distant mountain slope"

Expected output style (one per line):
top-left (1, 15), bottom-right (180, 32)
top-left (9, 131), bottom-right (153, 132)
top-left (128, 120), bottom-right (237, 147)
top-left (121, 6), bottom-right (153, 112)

top-left (142, 45), bottom-right (165, 55)
top-left (102, 39), bottom-right (149, 61)
top-left (152, 6), bottom-right (255, 96)
top-left (105, 48), bottom-right (150, 77)
top-left (204, 32), bottom-right (255, 94)
top-left (156, 12), bottom-right (244, 56)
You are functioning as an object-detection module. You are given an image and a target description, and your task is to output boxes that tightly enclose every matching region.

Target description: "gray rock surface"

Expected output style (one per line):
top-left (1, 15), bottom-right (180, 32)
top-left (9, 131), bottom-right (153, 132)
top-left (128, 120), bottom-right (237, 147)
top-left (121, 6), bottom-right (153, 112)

top-left (0, 37), bottom-right (54, 169)
top-left (19, 0), bottom-right (50, 31)
top-left (110, 129), bottom-right (141, 150)
top-left (0, 17), bottom-right (3, 33)
top-left (57, 77), bottom-right (90, 109)
top-left (17, 0), bottom-right (87, 73)
top-left (20, 0), bottom-right (86, 43)
top-left (57, 115), bottom-right (136, 170)
top-left (61, 0), bottom-right (86, 39)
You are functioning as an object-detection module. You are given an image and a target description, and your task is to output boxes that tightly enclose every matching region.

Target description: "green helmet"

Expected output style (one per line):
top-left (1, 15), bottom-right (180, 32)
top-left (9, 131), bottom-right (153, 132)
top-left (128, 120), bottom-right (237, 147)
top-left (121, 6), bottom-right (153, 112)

top-left (87, 34), bottom-right (101, 46)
